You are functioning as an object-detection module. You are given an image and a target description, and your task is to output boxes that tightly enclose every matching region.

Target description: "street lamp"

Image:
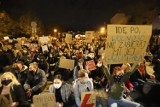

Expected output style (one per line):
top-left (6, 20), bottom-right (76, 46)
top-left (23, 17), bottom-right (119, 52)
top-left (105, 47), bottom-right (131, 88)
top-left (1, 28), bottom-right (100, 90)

top-left (100, 27), bottom-right (106, 34)
top-left (54, 29), bottom-right (57, 33)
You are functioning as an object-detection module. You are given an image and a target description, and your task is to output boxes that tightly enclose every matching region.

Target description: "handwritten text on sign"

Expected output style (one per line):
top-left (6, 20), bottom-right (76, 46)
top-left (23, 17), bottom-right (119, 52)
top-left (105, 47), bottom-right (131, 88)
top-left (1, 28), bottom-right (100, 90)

top-left (33, 93), bottom-right (56, 107)
top-left (104, 25), bottom-right (152, 64)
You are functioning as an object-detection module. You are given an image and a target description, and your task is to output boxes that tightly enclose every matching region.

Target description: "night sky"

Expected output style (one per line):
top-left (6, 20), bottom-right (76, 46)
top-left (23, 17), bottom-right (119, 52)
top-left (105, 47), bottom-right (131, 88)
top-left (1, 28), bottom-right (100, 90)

top-left (0, 0), bottom-right (160, 31)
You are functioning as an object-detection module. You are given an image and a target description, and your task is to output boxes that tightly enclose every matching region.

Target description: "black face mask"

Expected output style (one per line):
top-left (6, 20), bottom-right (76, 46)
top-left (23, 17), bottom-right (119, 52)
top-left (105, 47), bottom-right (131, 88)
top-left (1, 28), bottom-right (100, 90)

top-left (113, 75), bottom-right (123, 82)
top-left (1, 79), bottom-right (12, 86)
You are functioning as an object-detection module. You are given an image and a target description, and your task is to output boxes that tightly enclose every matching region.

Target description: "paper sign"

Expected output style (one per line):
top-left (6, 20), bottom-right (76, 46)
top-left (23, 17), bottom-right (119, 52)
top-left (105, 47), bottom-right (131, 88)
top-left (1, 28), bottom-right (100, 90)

top-left (2, 45), bottom-right (8, 51)
top-left (81, 92), bottom-right (96, 107)
top-left (39, 37), bottom-right (50, 44)
top-left (41, 45), bottom-right (48, 52)
top-left (33, 93), bottom-right (56, 107)
top-left (15, 44), bottom-right (22, 50)
top-left (85, 31), bottom-right (95, 37)
top-left (86, 60), bottom-right (96, 71)
top-left (59, 58), bottom-right (75, 70)
top-left (85, 31), bottom-right (95, 43)
top-left (65, 33), bottom-right (73, 44)
top-left (103, 25), bottom-right (152, 64)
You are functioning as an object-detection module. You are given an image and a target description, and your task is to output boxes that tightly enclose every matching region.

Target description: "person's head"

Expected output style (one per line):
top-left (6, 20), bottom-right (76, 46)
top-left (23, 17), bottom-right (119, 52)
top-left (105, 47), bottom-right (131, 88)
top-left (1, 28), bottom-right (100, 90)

top-left (138, 62), bottom-right (145, 72)
top-left (78, 69), bottom-right (89, 83)
top-left (29, 62), bottom-right (38, 72)
top-left (121, 63), bottom-right (131, 73)
top-left (39, 56), bottom-right (46, 62)
top-left (112, 66), bottom-right (124, 76)
top-left (0, 72), bottom-right (20, 87)
top-left (53, 74), bottom-right (63, 89)
top-left (15, 61), bottom-right (24, 71)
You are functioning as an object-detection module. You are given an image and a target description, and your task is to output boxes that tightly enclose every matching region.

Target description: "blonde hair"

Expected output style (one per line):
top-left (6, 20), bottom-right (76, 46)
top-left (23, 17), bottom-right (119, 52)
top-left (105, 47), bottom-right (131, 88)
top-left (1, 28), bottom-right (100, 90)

top-left (78, 69), bottom-right (88, 78)
top-left (29, 62), bottom-right (38, 69)
top-left (0, 72), bottom-right (20, 87)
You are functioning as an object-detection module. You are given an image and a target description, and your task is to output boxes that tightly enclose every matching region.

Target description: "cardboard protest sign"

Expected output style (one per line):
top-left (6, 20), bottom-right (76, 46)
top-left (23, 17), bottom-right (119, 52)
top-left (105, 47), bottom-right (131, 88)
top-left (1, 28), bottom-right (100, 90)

top-left (2, 45), bottom-right (8, 51)
top-left (103, 25), bottom-right (152, 64)
top-left (86, 60), bottom-right (96, 71)
top-left (41, 45), bottom-right (49, 52)
top-left (17, 38), bottom-right (22, 44)
top-left (15, 44), bottom-right (22, 50)
top-left (81, 92), bottom-right (96, 107)
top-left (39, 36), bottom-right (50, 44)
top-left (85, 31), bottom-right (95, 43)
top-left (65, 33), bottom-right (73, 44)
top-left (3, 36), bottom-right (9, 40)
top-left (33, 93), bottom-right (56, 107)
top-left (3, 45), bottom-right (12, 51)
top-left (59, 58), bottom-right (75, 70)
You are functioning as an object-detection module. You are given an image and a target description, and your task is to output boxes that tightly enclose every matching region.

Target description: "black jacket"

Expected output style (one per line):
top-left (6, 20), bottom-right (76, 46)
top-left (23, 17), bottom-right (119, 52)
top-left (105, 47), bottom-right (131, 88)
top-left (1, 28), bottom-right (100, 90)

top-left (24, 68), bottom-right (47, 93)
top-left (0, 85), bottom-right (27, 107)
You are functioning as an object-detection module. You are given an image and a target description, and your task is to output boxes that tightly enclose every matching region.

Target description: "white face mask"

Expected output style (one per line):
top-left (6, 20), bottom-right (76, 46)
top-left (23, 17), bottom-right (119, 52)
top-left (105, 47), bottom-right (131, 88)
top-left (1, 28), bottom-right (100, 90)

top-left (54, 83), bottom-right (62, 89)
top-left (97, 63), bottom-right (102, 67)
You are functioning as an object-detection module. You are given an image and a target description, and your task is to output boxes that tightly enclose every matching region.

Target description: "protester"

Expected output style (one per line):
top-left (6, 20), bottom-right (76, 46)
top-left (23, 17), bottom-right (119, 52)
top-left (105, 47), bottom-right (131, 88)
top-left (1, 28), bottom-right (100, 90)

top-left (92, 59), bottom-right (107, 89)
top-left (73, 69), bottom-right (102, 107)
top-left (24, 62), bottom-right (47, 100)
top-left (130, 61), bottom-right (155, 92)
top-left (38, 55), bottom-right (50, 77)
top-left (0, 72), bottom-right (29, 107)
top-left (73, 59), bottom-right (89, 80)
top-left (49, 74), bottom-right (74, 107)
top-left (12, 61), bottom-right (28, 86)
top-left (103, 63), bottom-right (144, 107)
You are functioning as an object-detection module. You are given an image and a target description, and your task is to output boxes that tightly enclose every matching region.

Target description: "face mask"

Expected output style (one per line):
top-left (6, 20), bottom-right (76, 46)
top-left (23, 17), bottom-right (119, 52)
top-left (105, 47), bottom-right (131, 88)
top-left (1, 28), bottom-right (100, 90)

top-left (1, 79), bottom-right (12, 86)
top-left (23, 50), bottom-right (27, 53)
top-left (113, 75), bottom-right (123, 82)
top-left (97, 63), bottom-right (102, 67)
top-left (54, 83), bottom-right (62, 89)
top-left (84, 78), bottom-right (90, 83)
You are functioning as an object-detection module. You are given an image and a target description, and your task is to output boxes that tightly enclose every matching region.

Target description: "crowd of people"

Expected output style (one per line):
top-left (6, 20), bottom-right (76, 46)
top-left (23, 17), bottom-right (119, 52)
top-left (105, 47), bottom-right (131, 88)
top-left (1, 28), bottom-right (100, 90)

top-left (0, 34), bottom-right (160, 107)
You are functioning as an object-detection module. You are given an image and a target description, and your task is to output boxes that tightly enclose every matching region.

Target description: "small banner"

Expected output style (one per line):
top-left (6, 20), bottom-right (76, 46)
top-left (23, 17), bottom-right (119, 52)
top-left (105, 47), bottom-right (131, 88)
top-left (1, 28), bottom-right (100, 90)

top-left (65, 33), bottom-right (73, 44)
top-left (86, 60), bottom-right (96, 71)
top-left (81, 91), bottom-right (96, 107)
top-left (33, 93), bottom-right (56, 107)
top-left (39, 36), bottom-right (50, 44)
top-left (85, 31), bottom-right (94, 43)
top-left (41, 45), bottom-right (49, 52)
top-left (59, 58), bottom-right (75, 70)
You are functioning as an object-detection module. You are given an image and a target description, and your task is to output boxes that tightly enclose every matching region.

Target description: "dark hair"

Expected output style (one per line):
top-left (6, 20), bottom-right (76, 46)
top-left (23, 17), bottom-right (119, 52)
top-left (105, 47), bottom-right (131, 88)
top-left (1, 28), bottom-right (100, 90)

top-left (54, 74), bottom-right (63, 81)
